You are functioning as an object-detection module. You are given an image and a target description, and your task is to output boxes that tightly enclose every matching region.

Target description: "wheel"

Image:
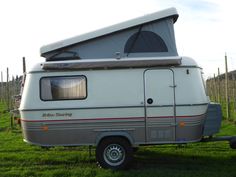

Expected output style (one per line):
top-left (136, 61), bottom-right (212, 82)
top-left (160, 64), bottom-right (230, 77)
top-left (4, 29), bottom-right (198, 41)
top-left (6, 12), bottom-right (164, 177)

top-left (133, 147), bottom-right (139, 152)
top-left (230, 138), bottom-right (236, 149)
top-left (96, 137), bottom-right (133, 170)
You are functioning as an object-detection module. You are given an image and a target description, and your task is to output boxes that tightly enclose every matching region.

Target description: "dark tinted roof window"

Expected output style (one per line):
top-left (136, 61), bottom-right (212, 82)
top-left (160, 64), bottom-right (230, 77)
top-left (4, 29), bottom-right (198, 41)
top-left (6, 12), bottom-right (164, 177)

top-left (124, 31), bottom-right (168, 53)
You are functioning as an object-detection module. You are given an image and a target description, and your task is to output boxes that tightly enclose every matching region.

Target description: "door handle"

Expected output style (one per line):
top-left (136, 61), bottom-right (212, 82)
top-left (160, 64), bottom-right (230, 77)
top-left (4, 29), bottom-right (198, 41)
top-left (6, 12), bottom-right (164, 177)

top-left (147, 98), bottom-right (153, 104)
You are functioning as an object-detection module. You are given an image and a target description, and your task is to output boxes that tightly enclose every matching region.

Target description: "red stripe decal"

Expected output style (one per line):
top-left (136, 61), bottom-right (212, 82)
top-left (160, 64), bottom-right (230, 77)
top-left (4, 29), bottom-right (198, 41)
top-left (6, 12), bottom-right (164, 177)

top-left (20, 114), bottom-right (205, 123)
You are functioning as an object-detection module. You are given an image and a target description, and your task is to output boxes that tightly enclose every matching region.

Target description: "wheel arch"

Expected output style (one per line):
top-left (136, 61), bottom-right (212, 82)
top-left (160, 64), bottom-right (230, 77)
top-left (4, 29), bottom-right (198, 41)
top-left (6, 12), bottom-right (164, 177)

top-left (95, 131), bottom-right (134, 146)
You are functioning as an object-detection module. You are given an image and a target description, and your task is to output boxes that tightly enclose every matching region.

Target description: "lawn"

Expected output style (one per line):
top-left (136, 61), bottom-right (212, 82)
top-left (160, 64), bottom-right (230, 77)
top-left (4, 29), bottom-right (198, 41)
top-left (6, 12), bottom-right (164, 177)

top-left (0, 102), bottom-right (236, 177)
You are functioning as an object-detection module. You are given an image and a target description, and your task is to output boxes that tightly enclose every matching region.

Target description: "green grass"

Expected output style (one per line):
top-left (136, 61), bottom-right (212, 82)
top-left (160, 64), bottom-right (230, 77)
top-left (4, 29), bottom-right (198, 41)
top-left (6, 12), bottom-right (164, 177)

top-left (1, 102), bottom-right (236, 177)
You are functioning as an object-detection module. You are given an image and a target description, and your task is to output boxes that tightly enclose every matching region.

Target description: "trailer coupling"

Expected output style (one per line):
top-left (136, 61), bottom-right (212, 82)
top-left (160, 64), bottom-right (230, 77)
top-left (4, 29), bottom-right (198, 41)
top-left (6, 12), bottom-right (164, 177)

top-left (201, 136), bottom-right (236, 149)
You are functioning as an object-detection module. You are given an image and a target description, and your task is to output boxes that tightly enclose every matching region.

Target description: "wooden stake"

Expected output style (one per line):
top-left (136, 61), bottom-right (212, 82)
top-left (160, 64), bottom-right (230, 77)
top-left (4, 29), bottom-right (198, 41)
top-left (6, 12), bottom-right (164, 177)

top-left (22, 57), bottom-right (26, 95)
top-left (217, 68), bottom-right (220, 103)
top-left (232, 73), bottom-right (236, 118)
top-left (23, 57), bottom-right (26, 74)
top-left (213, 74), bottom-right (217, 102)
top-left (6, 68), bottom-right (10, 111)
top-left (225, 54), bottom-right (229, 119)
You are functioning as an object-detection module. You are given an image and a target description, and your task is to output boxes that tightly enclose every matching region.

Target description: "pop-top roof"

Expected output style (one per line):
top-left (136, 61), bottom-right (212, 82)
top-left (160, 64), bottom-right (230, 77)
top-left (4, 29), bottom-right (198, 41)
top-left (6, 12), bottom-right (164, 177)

top-left (41, 7), bottom-right (178, 55)
top-left (40, 8), bottom-right (179, 62)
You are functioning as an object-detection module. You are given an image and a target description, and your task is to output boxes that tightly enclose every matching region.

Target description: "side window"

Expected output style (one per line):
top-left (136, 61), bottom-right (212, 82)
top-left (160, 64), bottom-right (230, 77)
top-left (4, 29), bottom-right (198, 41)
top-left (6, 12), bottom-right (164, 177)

top-left (124, 31), bottom-right (168, 53)
top-left (40, 76), bottom-right (87, 101)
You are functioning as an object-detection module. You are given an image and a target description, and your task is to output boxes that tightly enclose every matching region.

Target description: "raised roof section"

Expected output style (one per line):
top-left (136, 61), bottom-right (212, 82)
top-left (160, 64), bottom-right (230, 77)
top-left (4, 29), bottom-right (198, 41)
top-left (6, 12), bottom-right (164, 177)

top-left (40, 8), bottom-right (179, 61)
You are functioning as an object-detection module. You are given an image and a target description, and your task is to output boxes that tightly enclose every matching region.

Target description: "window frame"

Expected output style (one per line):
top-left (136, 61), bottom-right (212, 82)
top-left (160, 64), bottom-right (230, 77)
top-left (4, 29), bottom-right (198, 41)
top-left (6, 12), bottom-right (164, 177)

top-left (39, 75), bottom-right (88, 101)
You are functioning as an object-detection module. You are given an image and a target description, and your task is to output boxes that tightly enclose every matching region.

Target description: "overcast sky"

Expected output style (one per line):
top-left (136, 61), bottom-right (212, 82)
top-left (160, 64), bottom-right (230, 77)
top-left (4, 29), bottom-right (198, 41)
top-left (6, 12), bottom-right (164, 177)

top-left (0, 0), bottom-right (235, 80)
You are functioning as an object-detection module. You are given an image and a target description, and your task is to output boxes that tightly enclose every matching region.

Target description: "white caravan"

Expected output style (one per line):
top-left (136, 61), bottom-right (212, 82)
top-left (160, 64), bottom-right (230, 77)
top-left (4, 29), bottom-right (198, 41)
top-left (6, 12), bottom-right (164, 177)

top-left (19, 8), bottom-right (232, 169)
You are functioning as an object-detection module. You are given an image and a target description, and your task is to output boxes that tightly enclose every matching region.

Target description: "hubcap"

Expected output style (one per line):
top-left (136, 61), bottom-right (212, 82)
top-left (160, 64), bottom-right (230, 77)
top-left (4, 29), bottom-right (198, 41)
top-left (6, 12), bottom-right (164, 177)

top-left (103, 144), bottom-right (125, 166)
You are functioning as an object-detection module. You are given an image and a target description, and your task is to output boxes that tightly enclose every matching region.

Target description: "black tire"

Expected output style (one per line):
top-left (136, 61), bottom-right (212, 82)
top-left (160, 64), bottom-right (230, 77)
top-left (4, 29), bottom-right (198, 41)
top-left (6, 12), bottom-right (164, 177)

top-left (96, 137), bottom-right (133, 170)
top-left (133, 147), bottom-right (139, 152)
top-left (230, 138), bottom-right (236, 149)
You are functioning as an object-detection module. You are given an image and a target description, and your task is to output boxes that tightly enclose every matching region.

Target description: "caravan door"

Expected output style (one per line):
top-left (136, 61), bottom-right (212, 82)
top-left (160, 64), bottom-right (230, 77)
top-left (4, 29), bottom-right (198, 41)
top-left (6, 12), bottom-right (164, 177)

top-left (144, 69), bottom-right (176, 143)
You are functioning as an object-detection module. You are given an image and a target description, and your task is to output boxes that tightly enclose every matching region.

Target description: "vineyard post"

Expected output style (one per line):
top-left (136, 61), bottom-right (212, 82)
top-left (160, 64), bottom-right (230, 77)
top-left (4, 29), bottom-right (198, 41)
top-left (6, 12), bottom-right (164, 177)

top-left (6, 68), bottom-right (10, 111)
top-left (213, 74), bottom-right (217, 101)
top-left (232, 73), bottom-right (236, 117)
top-left (217, 68), bottom-right (220, 103)
top-left (23, 57), bottom-right (26, 74)
top-left (225, 54), bottom-right (229, 119)
top-left (14, 76), bottom-right (18, 96)
top-left (12, 76), bottom-right (15, 107)
top-left (10, 76), bottom-right (14, 128)
top-left (22, 57), bottom-right (26, 94)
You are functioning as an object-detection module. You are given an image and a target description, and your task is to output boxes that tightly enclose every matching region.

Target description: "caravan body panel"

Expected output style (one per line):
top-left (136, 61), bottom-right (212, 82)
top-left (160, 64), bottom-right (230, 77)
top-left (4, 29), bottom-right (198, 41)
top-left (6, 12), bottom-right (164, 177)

top-left (20, 57), bottom-right (209, 146)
